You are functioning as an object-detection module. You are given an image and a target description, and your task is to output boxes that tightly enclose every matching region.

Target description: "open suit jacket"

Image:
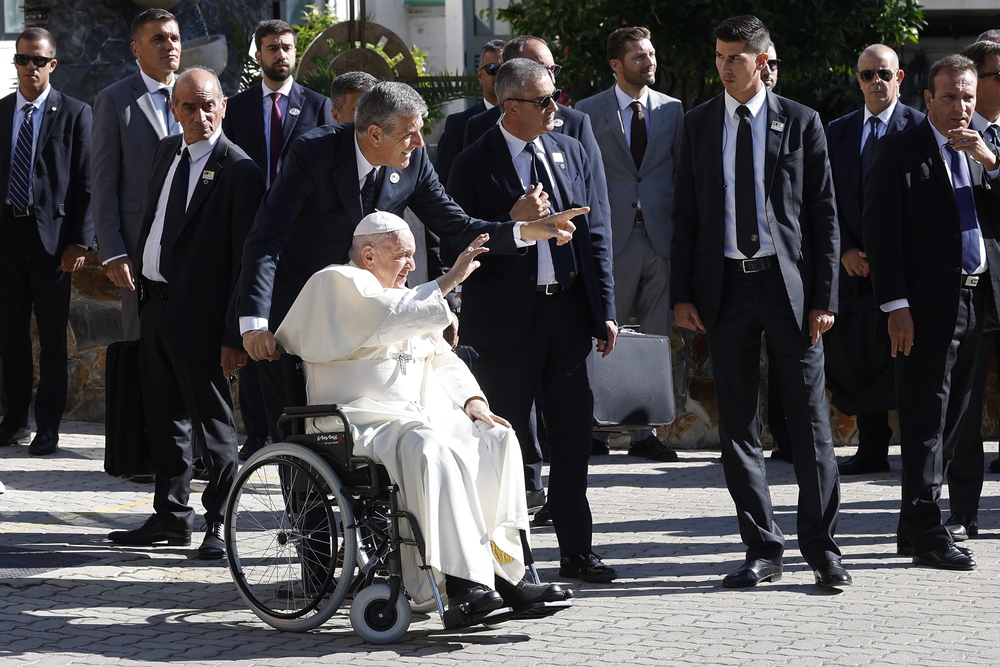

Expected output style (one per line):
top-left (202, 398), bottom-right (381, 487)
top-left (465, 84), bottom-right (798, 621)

top-left (434, 98), bottom-right (485, 189)
top-left (135, 133), bottom-right (265, 359)
top-left (0, 89), bottom-right (93, 255)
top-left (575, 85), bottom-right (684, 258)
top-left (671, 91), bottom-right (840, 331)
top-left (447, 124), bottom-right (616, 347)
top-left (221, 80), bottom-right (332, 178)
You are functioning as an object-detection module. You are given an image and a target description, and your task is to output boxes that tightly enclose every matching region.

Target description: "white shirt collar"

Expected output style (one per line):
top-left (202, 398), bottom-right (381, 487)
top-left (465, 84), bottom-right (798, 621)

top-left (614, 83), bottom-right (649, 111)
top-left (863, 99), bottom-right (897, 125)
top-left (483, 97), bottom-right (496, 110)
top-left (182, 126), bottom-right (222, 163)
top-left (261, 78), bottom-right (295, 99)
top-left (139, 68), bottom-right (174, 95)
top-left (16, 85), bottom-right (51, 111)
top-left (971, 110), bottom-right (1000, 133)
top-left (354, 132), bottom-right (377, 182)
top-left (929, 123), bottom-right (951, 152)
top-left (724, 86), bottom-right (767, 120)
top-left (498, 120), bottom-right (542, 160)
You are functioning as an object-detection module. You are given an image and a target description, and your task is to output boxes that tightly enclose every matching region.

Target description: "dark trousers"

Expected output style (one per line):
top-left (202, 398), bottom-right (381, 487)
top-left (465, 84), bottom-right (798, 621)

top-left (897, 284), bottom-right (985, 552)
top-left (257, 351), bottom-right (307, 443)
top-left (0, 209), bottom-right (70, 431)
top-left (707, 269), bottom-right (841, 568)
top-left (947, 331), bottom-right (995, 515)
top-left (475, 282), bottom-right (595, 557)
top-left (139, 298), bottom-right (238, 529)
top-left (238, 358), bottom-right (271, 438)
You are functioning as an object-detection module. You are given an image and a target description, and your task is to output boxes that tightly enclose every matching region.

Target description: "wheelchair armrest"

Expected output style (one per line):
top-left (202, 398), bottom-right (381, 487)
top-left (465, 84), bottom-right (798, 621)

top-left (277, 404), bottom-right (353, 445)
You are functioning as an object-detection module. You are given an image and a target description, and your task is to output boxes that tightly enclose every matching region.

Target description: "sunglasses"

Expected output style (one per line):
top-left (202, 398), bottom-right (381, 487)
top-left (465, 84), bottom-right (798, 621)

top-left (13, 54), bottom-right (54, 68)
top-left (508, 89), bottom-right (562, 109)
top-left (479, 62), bottom-right (500, 76)
top-left (766, 59), bottom-right (781, 71)
top-left (859, 68), bottom-right (896, 83)
top-left (979, 71), bottom-right (1000, 83)
top-left (545, 64), bottom-right (563, 78)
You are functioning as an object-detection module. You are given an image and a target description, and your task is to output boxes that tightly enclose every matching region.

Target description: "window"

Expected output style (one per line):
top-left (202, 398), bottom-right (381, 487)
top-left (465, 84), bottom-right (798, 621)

top-left (3, 0), bottom-right (23, 38)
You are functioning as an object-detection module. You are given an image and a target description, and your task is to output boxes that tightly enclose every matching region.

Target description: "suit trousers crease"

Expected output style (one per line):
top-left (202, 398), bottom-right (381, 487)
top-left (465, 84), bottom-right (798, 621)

top-left (0, 210), bottom-right (70, 430)
top-left (475, 282), bottom-right (595, 557)
top-left (896, 283), bottom-right (985, 551)
top-left (139, 298), bottom-right (238, 528)
top-left (707, 270), bottom-right (841, 567)
top-left (947, 328), bottom-right (995, 515)
top-left (613, 223), bottom-right (671, 336)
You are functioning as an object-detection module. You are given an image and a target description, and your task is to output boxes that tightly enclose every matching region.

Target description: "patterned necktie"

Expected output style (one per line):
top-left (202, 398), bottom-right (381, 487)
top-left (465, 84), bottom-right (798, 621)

top-left (985, 124), bottom-right (1000, 151)
top-left (860, 116), bottom-right (880, 175)
top-left (268, 92), bottom-right (283, 185)
top-left (945, 144), bottom-right (984, 273)
top-left (526, 142), bottom-right (576, 286)
top-left (735, 105), bottom-right (759, 258)
top-left (8, 104), bottom-right (35, 211)
top-left (629, 100), bottom-right (647, 169)
top-left (361, 167), bottom-right (377, 216)
top-left (157, 88), bottom-right (174, 134)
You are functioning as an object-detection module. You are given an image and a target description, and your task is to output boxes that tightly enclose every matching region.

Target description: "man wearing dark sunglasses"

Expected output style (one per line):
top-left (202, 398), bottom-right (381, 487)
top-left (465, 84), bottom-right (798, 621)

top-left (824, 45), bottom-right (923, 479)
top-left (0, 28), bottom-right (92, 455)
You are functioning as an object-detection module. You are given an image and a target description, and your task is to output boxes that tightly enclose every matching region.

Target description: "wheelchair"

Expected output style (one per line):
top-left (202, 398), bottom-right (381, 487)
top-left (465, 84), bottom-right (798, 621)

top-left (224, 404), bottom-right (571, 643)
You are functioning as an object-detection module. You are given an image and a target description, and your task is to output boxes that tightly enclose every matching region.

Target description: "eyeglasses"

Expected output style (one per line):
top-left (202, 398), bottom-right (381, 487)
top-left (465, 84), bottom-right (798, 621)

top-left (859, 68), bottom-right (896, 83)
top-left (766, 59), bottom-right (781, 71)
top-left (979, 71), bottom-right (1000, 83)
top-left (545, 64), bottom-right (563, 78)
top-left (13, 54), bottom-right (54, 68)
top-left (508, 89), bottom-right (562, 109)
top-left (479, 62), bottom-right (500, 76)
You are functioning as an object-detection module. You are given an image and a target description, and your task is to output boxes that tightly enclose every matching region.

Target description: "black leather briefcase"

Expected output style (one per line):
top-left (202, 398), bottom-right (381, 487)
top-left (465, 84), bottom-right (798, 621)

top-left (593, 329), bottom-right (675, 430)
top-left (104, 340), bottom-right (151, 478)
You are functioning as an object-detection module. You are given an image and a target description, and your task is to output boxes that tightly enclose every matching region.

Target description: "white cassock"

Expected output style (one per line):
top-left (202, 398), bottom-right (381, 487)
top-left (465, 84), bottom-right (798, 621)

top-left (275, 264), bottom-right (529, 603)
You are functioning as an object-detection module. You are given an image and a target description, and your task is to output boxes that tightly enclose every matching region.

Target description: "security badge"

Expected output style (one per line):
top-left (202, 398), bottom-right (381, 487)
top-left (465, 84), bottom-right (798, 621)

top-left (288, 108), bottom-right (301, 116)
top-left (202, 170), bottom-right (215, 184)
top-left (770, 120), bottom-right (785, 133)
top-left (389, 172), bottom-right (400, 184)
top-left (553, 118), bottom-right (564, 128)
top-left (551, 152), bottom-right (566, 169)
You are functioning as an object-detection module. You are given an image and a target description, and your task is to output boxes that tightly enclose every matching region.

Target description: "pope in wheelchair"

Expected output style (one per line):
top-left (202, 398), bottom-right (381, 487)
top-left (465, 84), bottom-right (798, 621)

top-left (273, 211), bottom-right (572, 623)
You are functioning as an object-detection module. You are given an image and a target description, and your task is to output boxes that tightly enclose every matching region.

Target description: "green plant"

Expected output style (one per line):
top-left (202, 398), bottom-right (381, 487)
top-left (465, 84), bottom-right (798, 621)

top-left (230, 20), bottom-right (261, 92)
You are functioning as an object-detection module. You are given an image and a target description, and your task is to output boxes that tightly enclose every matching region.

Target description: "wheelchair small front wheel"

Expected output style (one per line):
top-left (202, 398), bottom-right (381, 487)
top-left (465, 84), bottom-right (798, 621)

top-left (350, 583), bottom-right (412, 644)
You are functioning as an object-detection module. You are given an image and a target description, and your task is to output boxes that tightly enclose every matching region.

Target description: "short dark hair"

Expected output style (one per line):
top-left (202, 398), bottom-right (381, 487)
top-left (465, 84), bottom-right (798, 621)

top-left (960, 40), bottom-right (1000, 73)
top-left (131, 8), bottom-right (176, 41)
top-left (607, 26), bottom-right (651, 63)
top-left (254, 19), bottom-right (295, 51)
top-left (927, 54), bottom-right (977, 94)
top-left (16, 27), bottom-right (56, 56)
top-left (502, 35), bottom-right (547, 63)
top-left (330, 71), bottom-right (378, 109)
top-left (481, 39), bottom-right (506, 62)
top-left (713, 15), bottom-right (770, 55)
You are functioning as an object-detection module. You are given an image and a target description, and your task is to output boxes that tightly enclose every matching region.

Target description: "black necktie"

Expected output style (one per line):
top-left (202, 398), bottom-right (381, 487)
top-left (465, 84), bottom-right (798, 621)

top-left (159, 148), bottom-right (190, 281)
top-left (629, 100), bottom-right (647, 169)
top-left (985, 124), bottom-right (1000, 151)
top-left (526, 142), bottom-right (575, 286)
top-left (8, 104), bottom-right (34, 211)
top-left (361, 167), bottom-right (377, 216)
top-left (735, 105), bottom-right (759, 258)
top-left (860, 116), bottom-right (880, 175)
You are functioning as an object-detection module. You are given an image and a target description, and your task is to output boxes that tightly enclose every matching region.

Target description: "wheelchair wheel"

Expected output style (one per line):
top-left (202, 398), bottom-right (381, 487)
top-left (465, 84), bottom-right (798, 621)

top-left (226, 443), bottom-right (358, 632)
top-left (350, 583), bottom-right (412, 644)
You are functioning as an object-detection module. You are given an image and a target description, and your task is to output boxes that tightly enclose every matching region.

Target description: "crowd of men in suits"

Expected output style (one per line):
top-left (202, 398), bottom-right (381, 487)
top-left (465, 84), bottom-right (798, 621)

top-left (5, 7), bottom-right (1000, 592)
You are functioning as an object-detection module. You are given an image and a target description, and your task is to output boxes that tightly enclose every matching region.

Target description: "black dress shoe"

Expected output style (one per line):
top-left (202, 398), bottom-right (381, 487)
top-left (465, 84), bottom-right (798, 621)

top-left (0, 423), bottom-right (30, 447)
top-left (813, 559), bottom-right (852, 589)
top-left (944, 513), bottom-right (978, 541)
top-left (495, 576), bottom-right (572, 610)
top-left (912, 544), bottom-right (976, 570)
top-left (198, 522), bottom-right (225, 559)
top-left (838, 453), bottom-right (890, 475)
top-left (898, 543), bottom-right (971, 557)
top-left (591, 438), bottom-right (610, 456)
top-left (28, 429), bottom-right (59, 456)
top-left (533, 503), bottom-right (552, 527)
top-left (109, 515), bottom-right (192, 546)
top-left (990, 457), bottom-right (1000, 474)
top-left (238, 434), bottom-right (268, 461)
top-left (722, 559), bottom-right (782, 588)
top-left (559, 552), bottom-right (617, 583)
top-left (447, 584), bottom-right (505, 615)
top-left (769, 446), bottom-right (793, 463)
top-left (526, 489), bottom-right (546, 511)
top-left (628, 434), bottom-right (678, 462)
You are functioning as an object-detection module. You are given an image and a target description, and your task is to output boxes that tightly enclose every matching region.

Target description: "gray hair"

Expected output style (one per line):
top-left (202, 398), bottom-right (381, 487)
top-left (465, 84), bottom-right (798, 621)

top-left (172, 66), bottom-right (222, 103)
top-left (330, 71), bottom-right (378, 109)
top-left (495, 58), bottom-right (550, 106)
top-left (354, 81), bottom-right (428, 135)
top-left (348, 230), bottom-right (405, 264)
top-left (978, 29), bottom-right (1000, 43)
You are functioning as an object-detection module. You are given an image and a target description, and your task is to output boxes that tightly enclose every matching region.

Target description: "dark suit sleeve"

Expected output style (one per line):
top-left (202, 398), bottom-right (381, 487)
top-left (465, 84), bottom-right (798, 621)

top-left (91, 89), bottom-right (127, 260)
top-left (434, 112), bottom-right (463, 189)
top-left (825, 118), bottom-right (861, 253)
top-left (225, 161), bottom-right (266, 348)
top-left (575, 111), bottom-right (612, 228)
top-left (69, 102), bottom-right (94, 249)
top-left (670, 114), bottom-right (697, 306)
top-left (862, 135), bottom-right (907, 305)
top-left (801, 110), bottom-right (840, 312)
top-left (318, 96), bottom-right (333, 127)
top-left (578, 142), bottom-right (616, 323)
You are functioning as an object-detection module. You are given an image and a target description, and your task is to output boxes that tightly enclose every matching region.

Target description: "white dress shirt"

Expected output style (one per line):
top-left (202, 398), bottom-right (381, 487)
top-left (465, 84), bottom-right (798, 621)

top-left (860, 99), bottom-right (897, 152)
top-left (138, 68), bottom-right (176, 136)
top-left (261, 78), bottom-right (294, 187)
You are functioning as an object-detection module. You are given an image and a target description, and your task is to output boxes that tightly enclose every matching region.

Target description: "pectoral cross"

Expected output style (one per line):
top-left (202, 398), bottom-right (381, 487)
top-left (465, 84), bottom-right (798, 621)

top-left (391, 351), bottom-right (414, 375)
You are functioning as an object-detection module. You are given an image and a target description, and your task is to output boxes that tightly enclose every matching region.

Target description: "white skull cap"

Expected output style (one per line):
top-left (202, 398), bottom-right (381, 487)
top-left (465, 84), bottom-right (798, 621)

top-left (353, 211), bottom-right (409, 236)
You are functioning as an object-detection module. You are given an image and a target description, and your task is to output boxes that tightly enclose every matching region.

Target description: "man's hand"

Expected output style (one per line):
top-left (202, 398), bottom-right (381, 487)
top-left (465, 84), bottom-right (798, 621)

top-left (106, 256), bottom-right (135, 291)
top-left (596, 319), bottom-right (618, 358)
top-left (841, 248), bottom-right (869, 277)
top-left (519, 206), bottom-right (588, 245)
top-left (888, 307), bottom-right (914, 357)
top-left (221, 346), bottom-right (248, 377)
top-left (809, 309), bottom-right (835, 345)
top-left (438, 233), bottom-right (489, 294)
top-left (509, 183), bottom-right (550, 221)
top-left (243, 329), bottom-right (280, 362)
top-left (464, 397), bottom-right (511, 428)
top-left (948, 127), bottom-right (999, 171)
top-left (674, 302), bottom-right (705, 331)
top-left (61, 245), bottom-right (87, 273)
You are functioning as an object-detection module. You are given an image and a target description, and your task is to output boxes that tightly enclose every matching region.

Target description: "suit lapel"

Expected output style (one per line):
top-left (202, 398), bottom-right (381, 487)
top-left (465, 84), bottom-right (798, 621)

top-left (886, 103), bottom-right (910, 134)
top-left (763, 92), bottom-right (786, 197)
top-left (133, 71), bottom-right (167, 138)
top-left (599, 88), bottom-right (632, 165)
top-left (539, 133), bottom-right (568, 212)
top-left (915, 120), bottom-right (955, 200)
top-left (332, 126), bottom-right (364, 222)
top-left (137, 135), bottom-right (182, 276)
top-left (487, 126), bottom-right (527, 204)
top-left (35, 90), bottom-right (59, 161)
top-left (282, 82), bottom-right (304, 153)
top-left (247, 82), bottom-right (267, 165)
top-left (180, 138), bottom-right (227, 229)
top-left (0, 95), bottom-right (15, 186)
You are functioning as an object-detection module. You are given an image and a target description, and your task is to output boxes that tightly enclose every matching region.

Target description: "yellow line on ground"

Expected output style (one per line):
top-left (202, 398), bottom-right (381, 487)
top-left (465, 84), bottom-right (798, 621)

top-left (0, 497), bottom-right (154, 534)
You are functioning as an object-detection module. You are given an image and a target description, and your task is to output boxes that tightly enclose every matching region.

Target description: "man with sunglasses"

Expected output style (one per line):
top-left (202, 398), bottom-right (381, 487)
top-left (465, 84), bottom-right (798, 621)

top-left (824, 45), bottom-right (923, 478)
top-left (0, 28), bottom-right (92, 455)
top-left (446, 58), bottom-right (618, 583)
top-left (435, 39), bottom-right (504, 190)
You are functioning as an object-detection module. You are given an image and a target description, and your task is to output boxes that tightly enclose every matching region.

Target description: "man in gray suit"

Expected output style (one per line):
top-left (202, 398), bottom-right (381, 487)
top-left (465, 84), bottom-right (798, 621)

top-left (576, 26), bottom-right (684, 461)
top-left (92, 8), bottom-right (181, 340)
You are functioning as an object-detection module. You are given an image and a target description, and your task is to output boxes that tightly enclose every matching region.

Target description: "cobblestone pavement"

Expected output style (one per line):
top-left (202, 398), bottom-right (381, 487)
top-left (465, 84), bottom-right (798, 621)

top-left (2, 422), bottom-right (1000, 666)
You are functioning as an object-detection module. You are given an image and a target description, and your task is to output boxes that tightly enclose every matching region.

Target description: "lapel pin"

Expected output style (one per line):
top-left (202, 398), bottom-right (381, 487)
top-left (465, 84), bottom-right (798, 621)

top-left (389, 172), bottom-right (400, 184)
top-left (289, 108), bottom-right (301, 116)
top-left (202, 170), bottom-right (215, 181)
top-left (553, 118), bottom-right (564, 128)
top-left (770, 120), bottom-right (785, 133)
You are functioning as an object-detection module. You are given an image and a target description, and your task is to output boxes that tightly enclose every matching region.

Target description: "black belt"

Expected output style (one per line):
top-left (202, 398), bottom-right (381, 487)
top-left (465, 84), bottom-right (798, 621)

top-left (962, 274), bottom-right (984, 288)
top-left (6, 204), bottom-right (33, 218)
top-left (635, 208), bottom-right (644, 224)
top-left (724, 255), bottom-right (778, 273)
top-left (537, 284), bottom-right (565, 295)
top-left (141, 278), bottom-right (169, 300)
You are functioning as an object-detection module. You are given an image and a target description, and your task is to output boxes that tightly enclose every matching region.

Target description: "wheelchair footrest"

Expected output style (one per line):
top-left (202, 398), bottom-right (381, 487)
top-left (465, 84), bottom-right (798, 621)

top-left (481, 599), bottom-right (574, 624)
top-left (442, 605), bottom-right (514, 630)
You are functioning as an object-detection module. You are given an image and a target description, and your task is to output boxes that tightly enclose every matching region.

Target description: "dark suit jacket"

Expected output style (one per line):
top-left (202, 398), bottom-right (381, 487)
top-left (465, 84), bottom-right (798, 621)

top-left (434, 98), bottom-right (485, 189)
top-left (447, 125), bottom-right (616, 347)
top-left (671, 91), bottom-right (840, 331)
top-left (0, 90), bottom-right (93, 256)
top-left (828, 103), bottom-right (924, 305)
top-left (863, 119), bottom-right (1000, 342)
top-left (136, 133), bottom-right (264, 358)
top-left (221, 80), bottom-right (332, 176)
top-left (238, 123), bottom-right (521, 331)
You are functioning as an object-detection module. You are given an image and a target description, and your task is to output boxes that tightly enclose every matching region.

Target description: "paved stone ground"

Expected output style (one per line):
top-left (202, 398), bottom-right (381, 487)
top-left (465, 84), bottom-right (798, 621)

top-left (2, 422), bottom-right (1000, 666)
